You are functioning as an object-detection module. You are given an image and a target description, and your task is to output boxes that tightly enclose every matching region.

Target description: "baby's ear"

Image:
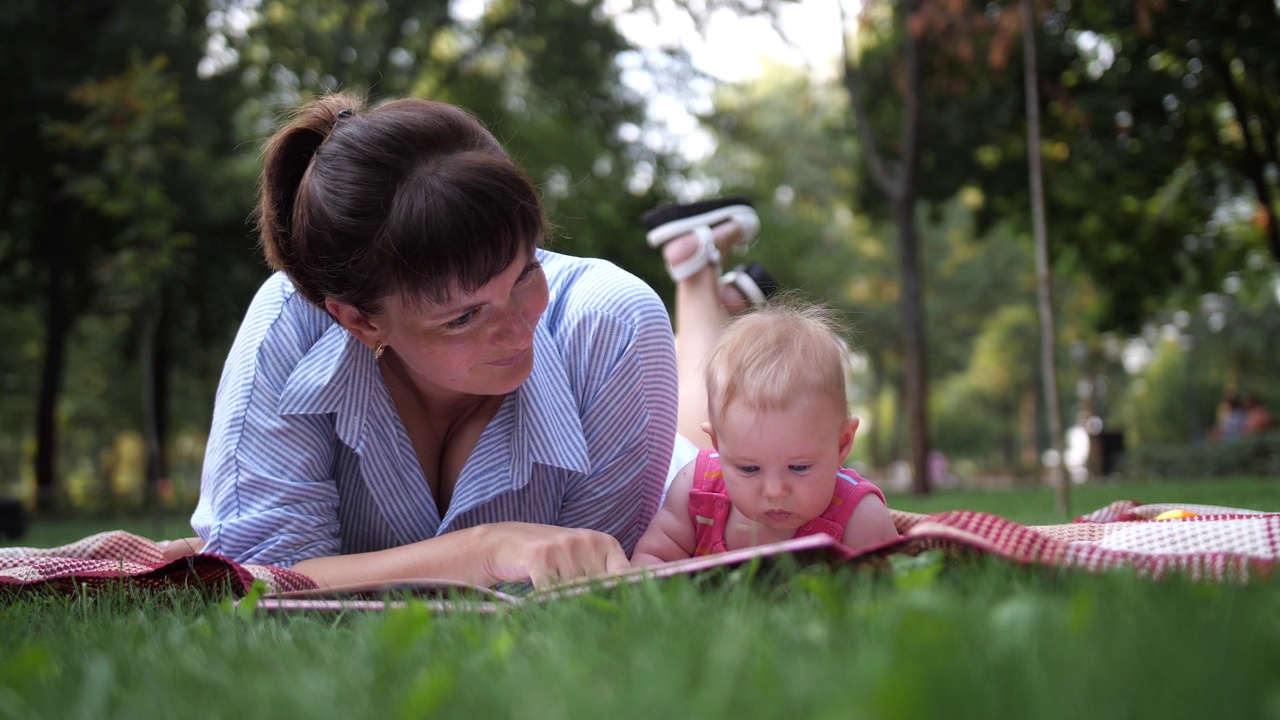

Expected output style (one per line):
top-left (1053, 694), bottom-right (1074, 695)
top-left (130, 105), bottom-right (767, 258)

top-left (701, 421), bottom-right (719, 451)
top-left (838, 417), bottom-right (859, 462)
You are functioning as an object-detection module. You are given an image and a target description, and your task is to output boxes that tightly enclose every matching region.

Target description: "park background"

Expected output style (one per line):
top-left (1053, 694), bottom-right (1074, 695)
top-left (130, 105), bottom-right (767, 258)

top-left (2, 0), bottom-right (1278, 525)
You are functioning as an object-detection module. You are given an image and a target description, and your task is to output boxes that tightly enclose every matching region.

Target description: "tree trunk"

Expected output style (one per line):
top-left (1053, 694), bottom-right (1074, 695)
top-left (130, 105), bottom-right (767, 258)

top-left (896, 194), bottom-right (930, 495)
top-left (1023, 0), bottom-right (1068, 517)
top-left (141, 295), bottom-right (169, 509)
top-left (35, 206), bottom-right (71, 514)
top-left (1020, 386), bottom-right (1038, 467)
top-left (841, 0), bottom-right (930, 494)
top-left (865, 355), bottom-right (884, 470)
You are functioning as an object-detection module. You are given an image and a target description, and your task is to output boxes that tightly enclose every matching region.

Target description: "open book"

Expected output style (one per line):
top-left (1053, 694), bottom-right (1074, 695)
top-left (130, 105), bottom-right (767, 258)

top-left (251, 533), bottom-right (863, 614)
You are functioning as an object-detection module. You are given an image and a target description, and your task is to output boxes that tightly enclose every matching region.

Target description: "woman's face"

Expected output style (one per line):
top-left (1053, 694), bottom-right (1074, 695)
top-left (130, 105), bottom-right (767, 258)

top-left (375, 249), bottom-right (549, 401)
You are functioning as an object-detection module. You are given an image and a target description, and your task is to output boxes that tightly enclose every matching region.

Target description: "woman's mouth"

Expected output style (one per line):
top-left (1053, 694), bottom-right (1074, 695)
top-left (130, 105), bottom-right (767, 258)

top-left (489, 348), bottom-right (529, 367)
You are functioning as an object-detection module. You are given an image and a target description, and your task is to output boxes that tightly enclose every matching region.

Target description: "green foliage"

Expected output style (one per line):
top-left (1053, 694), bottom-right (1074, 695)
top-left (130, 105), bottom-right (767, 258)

top-left (998, 0), bottom-right (1278, 331)
top-left (931, 373), bottom-right (1007, 469)
top-left (1119, 339), bottom-right (1202, 446)
top-left (1119, 431), bottom-right (1280, 479)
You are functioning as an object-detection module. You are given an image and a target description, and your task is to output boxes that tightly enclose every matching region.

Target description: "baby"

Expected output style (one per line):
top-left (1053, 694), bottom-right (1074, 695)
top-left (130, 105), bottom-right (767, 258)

top-left (633, 301), bottom-right (900, 564)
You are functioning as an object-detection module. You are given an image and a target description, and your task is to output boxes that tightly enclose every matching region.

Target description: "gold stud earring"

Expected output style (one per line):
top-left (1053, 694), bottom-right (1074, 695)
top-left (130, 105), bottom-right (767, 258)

top-left (373, 342), bottom-right (386, 360)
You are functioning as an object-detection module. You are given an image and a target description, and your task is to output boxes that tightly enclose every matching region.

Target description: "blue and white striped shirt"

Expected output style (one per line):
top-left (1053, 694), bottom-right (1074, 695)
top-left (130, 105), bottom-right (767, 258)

top-left (192, 250), bottom-right (679, 568)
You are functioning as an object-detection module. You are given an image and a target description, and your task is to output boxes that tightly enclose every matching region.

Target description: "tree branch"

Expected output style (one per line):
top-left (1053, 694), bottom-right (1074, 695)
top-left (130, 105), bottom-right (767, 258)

top-left (1210, 48), bottom-right (1280, 262)
top-left (898, 0), bottom-right (922, 193)
top-left (839, 1), bottom-right (902, 199)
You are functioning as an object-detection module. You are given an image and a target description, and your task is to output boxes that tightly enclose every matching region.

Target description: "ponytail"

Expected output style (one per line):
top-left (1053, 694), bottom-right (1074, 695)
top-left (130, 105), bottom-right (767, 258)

top-left (256, 93), bottom-right (363, 281)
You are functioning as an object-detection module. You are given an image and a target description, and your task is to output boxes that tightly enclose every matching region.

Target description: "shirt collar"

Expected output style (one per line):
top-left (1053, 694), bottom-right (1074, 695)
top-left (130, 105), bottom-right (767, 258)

top-left (277, 321), bottom-right (374, 450)
top-left (276, 310), bottom-right (590, 478)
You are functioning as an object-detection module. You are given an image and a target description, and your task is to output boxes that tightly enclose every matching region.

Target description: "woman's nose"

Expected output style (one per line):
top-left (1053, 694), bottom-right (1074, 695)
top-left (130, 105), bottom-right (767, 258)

top-left (492, 299), bottom-right (534, 346)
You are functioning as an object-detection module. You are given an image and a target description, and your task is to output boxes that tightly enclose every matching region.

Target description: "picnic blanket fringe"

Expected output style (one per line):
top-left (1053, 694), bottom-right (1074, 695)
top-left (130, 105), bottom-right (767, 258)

top-left (1, 500), bottom-right (1276, 598)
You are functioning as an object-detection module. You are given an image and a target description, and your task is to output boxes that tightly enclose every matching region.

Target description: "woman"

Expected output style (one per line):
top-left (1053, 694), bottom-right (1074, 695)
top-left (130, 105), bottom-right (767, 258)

top-left (191, 93), bottom-right (678, 589)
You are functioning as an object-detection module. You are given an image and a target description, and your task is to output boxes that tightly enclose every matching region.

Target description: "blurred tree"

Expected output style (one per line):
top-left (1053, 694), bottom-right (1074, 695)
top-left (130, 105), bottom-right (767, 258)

top-left (947, 0), bottom-right (1279, 331)
top-left (1, 0), bottom-right (239, 510)
top-left (2, 0), bottom-right (261, 511)
top-left (840, 0), bottom-right (932, 493)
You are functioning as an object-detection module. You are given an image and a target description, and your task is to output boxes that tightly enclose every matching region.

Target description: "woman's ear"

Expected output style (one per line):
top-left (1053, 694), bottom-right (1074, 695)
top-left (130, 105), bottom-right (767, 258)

top-left (324, 298), bottom-right (383, 351)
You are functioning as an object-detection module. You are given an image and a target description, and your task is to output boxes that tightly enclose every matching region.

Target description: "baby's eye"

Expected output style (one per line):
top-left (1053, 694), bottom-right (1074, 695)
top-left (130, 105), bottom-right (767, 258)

top-left (735, 465), bottom-right (760, 475)
top-left (446, 308), bottom-right (478, 329)
top-left (788, 464), bottom-right (813, 473)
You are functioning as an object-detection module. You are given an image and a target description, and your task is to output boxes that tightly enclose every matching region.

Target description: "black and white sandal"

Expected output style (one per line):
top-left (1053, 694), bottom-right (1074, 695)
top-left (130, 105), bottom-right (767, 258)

top-left (642, 197), bottom-right (761, 282)
top-left (719, 262), bottom-right (780, 308)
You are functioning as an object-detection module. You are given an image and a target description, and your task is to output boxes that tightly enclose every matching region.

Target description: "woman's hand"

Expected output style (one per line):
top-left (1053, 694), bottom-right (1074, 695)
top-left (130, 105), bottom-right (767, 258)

top-left (158, 537), bottom-right (206, 562)
top-left (476, 522), bottom-right (631, 589)
top-left (291, 522), bottom-right (630, 591)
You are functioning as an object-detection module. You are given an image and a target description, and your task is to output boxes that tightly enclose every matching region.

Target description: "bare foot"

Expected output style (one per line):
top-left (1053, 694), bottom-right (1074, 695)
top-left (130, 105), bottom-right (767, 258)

top-left (718, 282), bottom-right (752, 317)
top-left (661, 219), bottom-right (749, 278)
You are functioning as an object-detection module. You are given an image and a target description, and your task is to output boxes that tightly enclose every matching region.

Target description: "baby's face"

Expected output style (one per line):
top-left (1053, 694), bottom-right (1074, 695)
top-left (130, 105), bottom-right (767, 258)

top-left (711, 393), bottom-right (855, 533)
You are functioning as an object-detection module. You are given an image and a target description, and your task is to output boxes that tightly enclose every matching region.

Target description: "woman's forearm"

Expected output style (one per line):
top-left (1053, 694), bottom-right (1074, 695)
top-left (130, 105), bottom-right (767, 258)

top-left (291, 522), bottom-right (630, 589)
top-left (292, 524), bottom-right (494, 588)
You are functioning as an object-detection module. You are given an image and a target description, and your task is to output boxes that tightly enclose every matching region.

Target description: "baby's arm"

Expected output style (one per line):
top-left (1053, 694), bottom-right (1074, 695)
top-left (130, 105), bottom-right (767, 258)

top-left (840, 493), bottom-right (901, 553)
top-left (631, 461), bottom-right (699, 566)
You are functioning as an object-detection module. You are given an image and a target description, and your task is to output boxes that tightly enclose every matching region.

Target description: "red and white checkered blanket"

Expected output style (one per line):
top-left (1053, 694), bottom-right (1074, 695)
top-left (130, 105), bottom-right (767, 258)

top-left (1, 499), bottom-right (1275, 597)
top-left (879, 500), bottom-right (1279, 582)
top-left (0, 532), bottom-right (317, 596)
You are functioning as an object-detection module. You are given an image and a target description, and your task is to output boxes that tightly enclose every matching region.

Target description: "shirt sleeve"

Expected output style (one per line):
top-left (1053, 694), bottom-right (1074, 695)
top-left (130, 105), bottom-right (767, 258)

top-left (191, 276), bottom-right (344, 567)
top-left (548, 261), bottom-right (679, 555)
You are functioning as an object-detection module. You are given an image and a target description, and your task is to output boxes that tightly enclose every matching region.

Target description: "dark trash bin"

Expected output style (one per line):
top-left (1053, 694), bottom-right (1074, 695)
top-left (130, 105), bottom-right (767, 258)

top-left (0, 498), bottom-right (27, 540)
top-left (1099, 431), bottom-right (1125, 476)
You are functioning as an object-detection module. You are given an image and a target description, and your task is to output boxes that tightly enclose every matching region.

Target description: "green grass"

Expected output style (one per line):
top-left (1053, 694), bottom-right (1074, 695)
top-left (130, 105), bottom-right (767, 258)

top-left (8, 512), bottom-right (196, 549)
top-left (887, 476), bottom-right (1279, 524)
top-left (3, 478), bottom-right (1279, 719)
top-left (4, 561), bottom-right (1279, 719)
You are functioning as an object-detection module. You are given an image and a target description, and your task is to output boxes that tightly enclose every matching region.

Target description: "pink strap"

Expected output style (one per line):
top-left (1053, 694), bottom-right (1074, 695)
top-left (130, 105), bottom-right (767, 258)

top-left (687, 450), bottom-right (731, 555)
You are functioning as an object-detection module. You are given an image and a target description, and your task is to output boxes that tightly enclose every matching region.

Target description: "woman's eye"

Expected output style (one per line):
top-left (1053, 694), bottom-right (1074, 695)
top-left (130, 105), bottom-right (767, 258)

top-left (518, 261), bottom-right (543, 282)
top-left (446, 309), bottom-right (478, 328)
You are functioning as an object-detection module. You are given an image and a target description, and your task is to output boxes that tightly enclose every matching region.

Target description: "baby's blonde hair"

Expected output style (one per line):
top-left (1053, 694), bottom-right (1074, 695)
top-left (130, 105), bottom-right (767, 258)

top-left (704, 297), bottom-right (852, 425)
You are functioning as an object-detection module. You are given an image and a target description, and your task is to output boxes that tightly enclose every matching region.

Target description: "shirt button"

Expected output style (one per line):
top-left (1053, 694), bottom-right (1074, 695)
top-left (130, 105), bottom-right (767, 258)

top-left (715, 499), bottom-right (727, 510)
top-left (801, 522), bottom-right (813, 532)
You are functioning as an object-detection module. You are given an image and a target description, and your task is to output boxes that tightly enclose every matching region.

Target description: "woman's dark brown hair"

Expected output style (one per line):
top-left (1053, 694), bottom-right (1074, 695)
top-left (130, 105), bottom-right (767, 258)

top-left (257, 92), bottom-right (546, 314)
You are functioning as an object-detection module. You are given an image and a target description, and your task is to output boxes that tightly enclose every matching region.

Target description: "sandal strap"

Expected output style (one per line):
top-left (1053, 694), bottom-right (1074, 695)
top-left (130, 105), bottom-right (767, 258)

top-left (642, 196), bottom-right (754, 233)
top-left (666, 225), bottom-right (721, 282)
top-left (645, 203), bottom-right (759, 250)
top-left (719, 270), bottom-right (767, 307)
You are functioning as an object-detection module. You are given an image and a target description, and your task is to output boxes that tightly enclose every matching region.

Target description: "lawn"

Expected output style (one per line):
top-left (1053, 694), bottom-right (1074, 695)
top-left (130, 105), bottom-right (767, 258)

top-left (3, 477), bottom-right (1278, 720)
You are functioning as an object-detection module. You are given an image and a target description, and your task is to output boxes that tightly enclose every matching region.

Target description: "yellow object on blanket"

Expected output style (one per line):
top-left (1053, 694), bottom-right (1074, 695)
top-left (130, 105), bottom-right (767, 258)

top-left (1153, 509), bottom-right (1199, 521)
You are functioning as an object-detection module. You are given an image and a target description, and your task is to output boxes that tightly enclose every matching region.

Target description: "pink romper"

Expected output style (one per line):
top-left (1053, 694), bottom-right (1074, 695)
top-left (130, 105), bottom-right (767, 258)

top-left (687, 449), bottom-right (886, 556)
